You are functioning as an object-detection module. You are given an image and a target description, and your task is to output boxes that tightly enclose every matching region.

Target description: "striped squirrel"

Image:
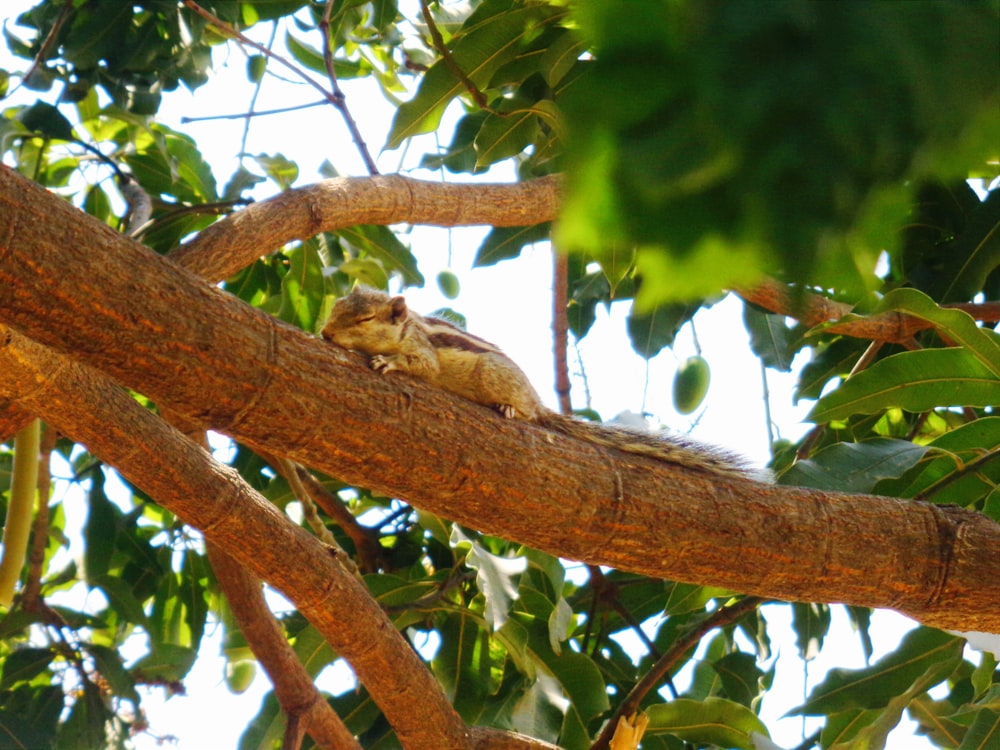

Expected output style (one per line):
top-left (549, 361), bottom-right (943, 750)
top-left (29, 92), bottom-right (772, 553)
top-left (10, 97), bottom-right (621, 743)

top-left (322, 287), bottom-right (758, 480)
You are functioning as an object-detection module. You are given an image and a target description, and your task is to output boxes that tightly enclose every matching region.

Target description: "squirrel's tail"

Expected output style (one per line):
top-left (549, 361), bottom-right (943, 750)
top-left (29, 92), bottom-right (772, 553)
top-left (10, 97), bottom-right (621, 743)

top-left (536, 412), bottom-right (767, 482)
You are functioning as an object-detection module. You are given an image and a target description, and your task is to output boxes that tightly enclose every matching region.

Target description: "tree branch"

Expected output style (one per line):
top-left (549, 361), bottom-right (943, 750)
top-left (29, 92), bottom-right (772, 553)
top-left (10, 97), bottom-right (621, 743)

top-left (168, 174), bottom-right (562, 282)
top-left (207, 544), bottom-right (362, 750)
top-left (0, 323), bottom-right (471, 750)
top-left (1, 166), bottom-right (999, 631)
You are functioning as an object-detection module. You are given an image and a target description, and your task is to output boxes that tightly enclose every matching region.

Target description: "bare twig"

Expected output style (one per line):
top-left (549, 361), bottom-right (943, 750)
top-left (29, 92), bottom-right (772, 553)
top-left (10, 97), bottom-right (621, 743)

top-left (319, 3), bottom-right (379, 175)
top-left (180, 1), bottom-right (378, 174)
top-left (6, 0), bottom-right (74, 100)
top-left (180, 99), bottom-right (327, 123)
top-left (552, 251), bottom-right (572, 414)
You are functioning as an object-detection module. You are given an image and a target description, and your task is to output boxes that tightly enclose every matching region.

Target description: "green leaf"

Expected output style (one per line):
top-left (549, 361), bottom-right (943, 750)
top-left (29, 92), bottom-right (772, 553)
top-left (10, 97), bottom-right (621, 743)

top-left (876, 417), bottom-right (1000, 505)
top-left (83, 473), bottom-right (117, 583)
top-left (626, 300), bottom-right (695, 358)
top-left (958, 707), bottom-right (1000, 750)
top-left (867, 288), bottom-right (1000, 377)
top-left (792, 603), bottom-right (831, 662)
top-left (19, 101), bottom-right (75, 141)
top-left (0, 648), bottom-right (54, 690)
top-left (809, 349), bottom-right (1000, 423)
top-left (474, 223), bottom-right (551, 267)
top-left (57, 682), bottom-right (112, 750)
top-left (644, 697), bottom-right (769, 750)
top-left (387, 3), bottom-right (563, 147)
top-left (337, 225), bottom-right (424, 286)
top-left (780, 439), bottom-right (929, 493)
top-left (793, 627), bottom-right (962, 715)
top-left (130, 643), bottom-right (197, 683)
top-left (713, 652), bottom-right (765, 709)
top-left (273, 241), bottom-right (327, 330)
top-left (86, 644), bottom-right (140, 705)
top-left (474, 103), bottom-right (541, 167)
top-left (431, 612), bottom-right (491, 719)
top-left (744, 306), bottom-right (797, 371)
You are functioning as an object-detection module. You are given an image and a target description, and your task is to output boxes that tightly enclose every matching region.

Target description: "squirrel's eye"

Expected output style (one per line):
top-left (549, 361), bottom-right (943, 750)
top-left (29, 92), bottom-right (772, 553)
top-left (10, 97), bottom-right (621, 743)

top-left (356, 315), bottom-right (375, 323)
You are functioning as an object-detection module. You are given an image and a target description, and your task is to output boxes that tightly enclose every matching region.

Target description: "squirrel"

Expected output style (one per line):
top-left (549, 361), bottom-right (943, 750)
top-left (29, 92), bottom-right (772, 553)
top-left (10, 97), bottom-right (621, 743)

top-left (321, 286), bottom-right (759, 481)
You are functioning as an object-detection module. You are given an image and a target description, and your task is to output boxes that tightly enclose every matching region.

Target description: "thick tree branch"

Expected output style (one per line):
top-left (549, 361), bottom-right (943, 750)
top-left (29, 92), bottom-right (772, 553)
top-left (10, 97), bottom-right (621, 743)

top-left (0, 324), bottom-right (471, 750)
top-left (1, 167), bottom-right (999, 631)
top-left (168, 174), bottom-right (562, 282)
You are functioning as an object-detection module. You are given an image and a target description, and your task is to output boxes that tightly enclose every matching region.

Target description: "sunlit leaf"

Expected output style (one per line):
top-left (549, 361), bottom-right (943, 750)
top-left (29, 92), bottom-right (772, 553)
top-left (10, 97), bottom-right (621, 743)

top-left (809, 349), bottom-right (1000, 423)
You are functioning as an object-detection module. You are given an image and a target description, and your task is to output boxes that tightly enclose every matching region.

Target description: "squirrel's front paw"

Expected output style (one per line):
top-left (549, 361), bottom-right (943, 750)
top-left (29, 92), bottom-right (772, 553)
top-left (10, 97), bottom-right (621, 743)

top-left (497, 404), bottom-right (516, 419)
top-left (370, 355), bottom-right (391, 373)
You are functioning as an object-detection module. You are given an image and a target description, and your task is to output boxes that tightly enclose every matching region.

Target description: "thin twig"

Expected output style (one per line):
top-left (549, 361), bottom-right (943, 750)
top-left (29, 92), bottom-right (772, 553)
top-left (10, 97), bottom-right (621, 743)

top-left (6, 0), bottom-right (74, 100)
top-left (592, 596), bottom-right (764, 750)
top-left (318, 2), bottom-right (379, 175)
top-left (181, 0), bottom-right (378, 174)
top-left (181, 99), bottom-right (328, 123)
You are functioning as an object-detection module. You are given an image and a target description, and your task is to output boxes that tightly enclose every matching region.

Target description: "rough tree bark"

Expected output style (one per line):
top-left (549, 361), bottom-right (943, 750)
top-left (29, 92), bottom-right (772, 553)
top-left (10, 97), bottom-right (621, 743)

top-left (1, 166), bottom-right (998, 632)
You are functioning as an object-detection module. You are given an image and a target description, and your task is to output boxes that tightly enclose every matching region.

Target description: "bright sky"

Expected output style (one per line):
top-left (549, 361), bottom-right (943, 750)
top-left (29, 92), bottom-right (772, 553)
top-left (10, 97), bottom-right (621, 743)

top-left (0, 3), bottom-right (971, 749)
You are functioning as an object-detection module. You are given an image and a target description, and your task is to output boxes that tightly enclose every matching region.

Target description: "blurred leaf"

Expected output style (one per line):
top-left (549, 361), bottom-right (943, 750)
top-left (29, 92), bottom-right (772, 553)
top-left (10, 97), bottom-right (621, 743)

top-left (0, 648), bottom-right (54, 690)
top-left (18, 101), bottom-right (74, 141)
top-left (559, 1), bottom-right (1000, 303)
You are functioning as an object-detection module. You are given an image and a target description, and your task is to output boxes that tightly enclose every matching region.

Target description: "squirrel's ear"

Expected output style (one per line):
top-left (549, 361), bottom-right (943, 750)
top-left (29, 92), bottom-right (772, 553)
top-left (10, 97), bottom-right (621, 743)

top-left (389, 295), bottom-right (409, 323)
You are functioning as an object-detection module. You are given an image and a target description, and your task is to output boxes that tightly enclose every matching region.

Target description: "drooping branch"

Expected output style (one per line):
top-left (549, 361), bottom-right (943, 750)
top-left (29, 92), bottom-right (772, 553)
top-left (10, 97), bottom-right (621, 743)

top-left (1, 167), bottom-right (999, 631)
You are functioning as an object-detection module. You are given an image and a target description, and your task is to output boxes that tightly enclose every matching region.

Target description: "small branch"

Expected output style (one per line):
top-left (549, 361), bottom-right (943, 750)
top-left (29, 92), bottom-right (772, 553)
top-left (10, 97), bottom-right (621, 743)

top-left (0, 420), bottom-right (41, 607)
top-left (318, 3), bottom-right (379, 175)
top-left (208, 544), bottom-right (362, 750)
top-left (290, 464), bottom-right (386, 573)
top-left (168, 174), bottom-right (563, 282)
top-left (180, 99), bottom-right (327, 123)
top-left (419, 0), bottom-right (493, 112)
top-left (737, 278), bottom-right (1000, 344)
top-left (180, 0), bottom-right (378, 175)
top-left (6, 0), bottom-right (74, 100)
top-left (552, 251), bottom-right (572, 414)
top-left (591, 596), bottom-right (763, 750)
